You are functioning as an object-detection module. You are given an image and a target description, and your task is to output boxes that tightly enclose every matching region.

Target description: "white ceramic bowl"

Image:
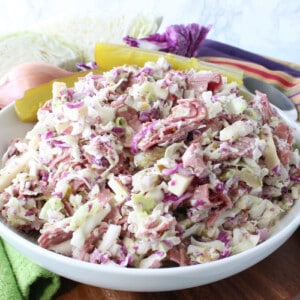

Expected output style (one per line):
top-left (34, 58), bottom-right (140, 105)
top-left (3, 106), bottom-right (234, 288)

top-left (0, 103), bottom-right (300, 292)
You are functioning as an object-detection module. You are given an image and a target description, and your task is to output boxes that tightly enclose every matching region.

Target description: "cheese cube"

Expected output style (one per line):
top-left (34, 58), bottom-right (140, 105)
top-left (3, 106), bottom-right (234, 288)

top-left (168, 173), bottom-right (193, 197)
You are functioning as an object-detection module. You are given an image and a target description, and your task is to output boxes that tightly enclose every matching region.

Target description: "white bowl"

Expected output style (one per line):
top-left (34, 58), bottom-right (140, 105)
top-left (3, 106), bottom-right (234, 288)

top-left (0, 103), bottom-right (300, 292)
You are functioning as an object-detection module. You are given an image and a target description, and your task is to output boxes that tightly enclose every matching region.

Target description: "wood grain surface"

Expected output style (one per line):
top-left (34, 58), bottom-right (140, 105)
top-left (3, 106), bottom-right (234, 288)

top-left (55, 228), bottom-right (300, 300)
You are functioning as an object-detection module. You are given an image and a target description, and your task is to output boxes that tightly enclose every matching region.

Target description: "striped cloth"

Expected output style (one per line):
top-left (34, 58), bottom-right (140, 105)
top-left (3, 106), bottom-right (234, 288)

top-left (198, 39), bottom-right (300, 117)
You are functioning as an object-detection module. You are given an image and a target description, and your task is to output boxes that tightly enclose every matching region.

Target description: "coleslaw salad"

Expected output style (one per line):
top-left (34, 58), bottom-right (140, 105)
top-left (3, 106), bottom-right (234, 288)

top-left (0, 57), bottom-right (299, 268)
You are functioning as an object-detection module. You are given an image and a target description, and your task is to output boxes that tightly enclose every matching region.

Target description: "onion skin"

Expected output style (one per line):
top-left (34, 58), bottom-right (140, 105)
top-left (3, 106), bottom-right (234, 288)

top-left (0, 62), bottom-right (74, 108)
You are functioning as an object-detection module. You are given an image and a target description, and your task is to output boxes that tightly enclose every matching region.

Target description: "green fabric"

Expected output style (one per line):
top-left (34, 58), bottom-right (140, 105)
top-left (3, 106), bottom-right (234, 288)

top-left (0, 238), bottom-right (60, 300)
top-left (0, 239), bottom-right (22, 300)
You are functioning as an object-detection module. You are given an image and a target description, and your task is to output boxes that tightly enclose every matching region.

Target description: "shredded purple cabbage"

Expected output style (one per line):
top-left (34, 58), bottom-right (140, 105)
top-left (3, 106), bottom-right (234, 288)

top-left (76, 61), bottom-right (98, 71)
top-left (131, 122), bottom-right (157, 154)
top-left (124, 23), bottom-right (212, 57)
top-left (66, 101), bottom-right (84, 109)
top-left (217, 231), bottom-right (230, 246)
top-left (138, 108), bottom-right (160, 123)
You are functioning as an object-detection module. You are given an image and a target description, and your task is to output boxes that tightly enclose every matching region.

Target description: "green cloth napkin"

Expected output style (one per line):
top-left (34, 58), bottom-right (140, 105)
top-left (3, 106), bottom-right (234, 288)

top-left (0, 238), bottom-right (60, 300)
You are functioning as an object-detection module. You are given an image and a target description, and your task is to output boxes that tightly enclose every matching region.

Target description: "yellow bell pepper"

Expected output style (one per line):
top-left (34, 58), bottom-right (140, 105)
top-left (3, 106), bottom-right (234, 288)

top-left (95, 42), bottom-right (243, 85)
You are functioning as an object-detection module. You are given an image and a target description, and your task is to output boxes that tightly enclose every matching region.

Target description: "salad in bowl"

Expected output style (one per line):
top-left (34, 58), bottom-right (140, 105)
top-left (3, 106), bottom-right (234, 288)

top-left (0, 55), bottom-right (299, 272)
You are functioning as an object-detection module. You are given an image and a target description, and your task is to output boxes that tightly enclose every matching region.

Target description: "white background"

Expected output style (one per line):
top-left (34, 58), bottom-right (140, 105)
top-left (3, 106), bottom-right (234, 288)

top-left (1, 0), bottom-right (299, 63)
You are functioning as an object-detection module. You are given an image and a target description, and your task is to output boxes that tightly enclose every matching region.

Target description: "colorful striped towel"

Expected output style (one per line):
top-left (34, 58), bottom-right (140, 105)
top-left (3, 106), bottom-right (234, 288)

top-left (198, 39), bottom-right (300, 116)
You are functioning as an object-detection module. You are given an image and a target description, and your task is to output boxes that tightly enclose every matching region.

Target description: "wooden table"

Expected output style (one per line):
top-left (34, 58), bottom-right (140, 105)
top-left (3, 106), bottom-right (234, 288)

top-left (55, 227), bottom-right (300, 300)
